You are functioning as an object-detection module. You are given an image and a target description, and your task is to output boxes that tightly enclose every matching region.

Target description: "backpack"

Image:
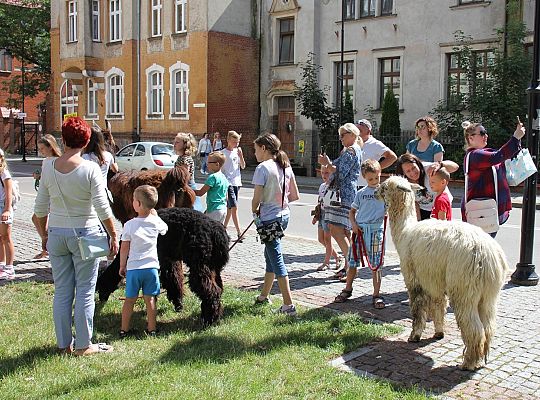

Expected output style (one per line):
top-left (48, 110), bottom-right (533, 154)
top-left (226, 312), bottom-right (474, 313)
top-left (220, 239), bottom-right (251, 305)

top-left (1, 178), bottom-right (21, 209)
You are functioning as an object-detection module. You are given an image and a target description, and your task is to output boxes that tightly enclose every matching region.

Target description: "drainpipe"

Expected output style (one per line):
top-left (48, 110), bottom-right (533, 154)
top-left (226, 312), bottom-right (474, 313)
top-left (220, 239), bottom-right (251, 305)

top-left (136, 0), bottom-right (141, 141)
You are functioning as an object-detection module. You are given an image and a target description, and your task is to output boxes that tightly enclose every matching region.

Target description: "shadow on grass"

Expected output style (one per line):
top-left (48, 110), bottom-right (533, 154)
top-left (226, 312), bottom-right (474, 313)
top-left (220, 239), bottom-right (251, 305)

top-left (158, 306), bottom-right (386, 366)
top-left (0, 344), bottom-right (59, 379)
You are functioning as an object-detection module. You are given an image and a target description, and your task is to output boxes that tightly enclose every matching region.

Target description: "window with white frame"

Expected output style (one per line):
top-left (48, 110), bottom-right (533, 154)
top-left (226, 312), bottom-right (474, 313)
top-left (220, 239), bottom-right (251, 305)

top-left (60, 80), bottom-right (78, 122)
top-left (344, 0), bottom-right (355, 19)
top-left (109, 0), bottom-right (122, 42)
top-left (447, 50), bottom-right (494, 101)
top-left (87, 79), bottom-right (98, 116)
top-left (151, 0), bottom-right (162, 37)
top-left (106, 71), bottom-right (124, 116)
top-left (146, 65), bottom-right (164, 116)
top-left (359, 0), bottom-right (375, 17)
top-left (92, 0), bottom-right (100, 41)
top-left (68, 1), bottom-right (78, 42)
top-left (175, 0), bottom-right (187, 33)
top-left (381, 0), bottom-right (393, 15)
top-left (0, 49), bottom-right (12, 72)
top-left (170, 62), bottom-right (189, 117)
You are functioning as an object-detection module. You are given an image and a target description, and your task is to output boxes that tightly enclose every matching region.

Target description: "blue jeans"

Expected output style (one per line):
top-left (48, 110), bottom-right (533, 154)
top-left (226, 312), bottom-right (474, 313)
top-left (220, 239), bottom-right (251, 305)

top-left (262, 215), bottom-right (290, 277)
top-left (201, 154), bottom-right (209, 173)
top-left (47, 225), bottom-right (105, 350)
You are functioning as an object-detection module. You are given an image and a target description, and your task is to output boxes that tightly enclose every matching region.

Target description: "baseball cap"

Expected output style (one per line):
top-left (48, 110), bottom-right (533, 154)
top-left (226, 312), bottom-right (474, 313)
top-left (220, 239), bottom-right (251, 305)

top-left (356, 119), bottom-right (372, 131)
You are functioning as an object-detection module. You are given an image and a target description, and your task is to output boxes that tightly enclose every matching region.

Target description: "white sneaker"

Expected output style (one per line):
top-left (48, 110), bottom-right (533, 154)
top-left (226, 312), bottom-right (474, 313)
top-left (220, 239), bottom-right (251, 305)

top-left (277, 304), bottom-right (297, 317)
top-left (0, 268), bottom-right (15, 280)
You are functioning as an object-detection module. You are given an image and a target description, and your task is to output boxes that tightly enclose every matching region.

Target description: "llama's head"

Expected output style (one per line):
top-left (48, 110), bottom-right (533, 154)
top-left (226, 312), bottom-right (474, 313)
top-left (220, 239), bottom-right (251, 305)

top-left (375, 176), bottom-right (417, 215)
top-left (158, 165), bottom-right (195, 209)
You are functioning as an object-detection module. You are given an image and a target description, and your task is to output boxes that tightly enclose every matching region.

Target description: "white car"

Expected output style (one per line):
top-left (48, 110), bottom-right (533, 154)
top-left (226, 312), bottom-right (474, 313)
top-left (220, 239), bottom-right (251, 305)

top-left (116, 142), bottom-right (178, 171)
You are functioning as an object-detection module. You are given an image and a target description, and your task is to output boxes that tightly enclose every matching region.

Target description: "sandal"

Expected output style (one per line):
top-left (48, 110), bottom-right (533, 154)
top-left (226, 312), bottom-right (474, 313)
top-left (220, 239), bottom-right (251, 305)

top-left (119, 330), bottom-right (134, 339)
top-left (333, 268), bottom-right (347, 280)
top-left (317, 263), bottom-right (330, 271)
top-left (254, 295), bottom-right (272, 305)
top-left (335, 256), bottom-right (344, 270)
top-left (334, 289), bottom-right (353, 303)
top-left (372, 296), bottom-right (385, 309)
top-left (145, 329), bottom-right (158, 337)
top-left (74, 343), bottom-right (114, 356)
top-left (33, 250), bottom-right (49, 260)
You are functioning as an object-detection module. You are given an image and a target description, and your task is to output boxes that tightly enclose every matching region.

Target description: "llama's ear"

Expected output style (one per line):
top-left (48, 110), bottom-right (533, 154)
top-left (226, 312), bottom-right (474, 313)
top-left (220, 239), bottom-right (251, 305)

top-left (396, 183), bottom-right (412, 193)
top-left (409, 183), bottom-right (423, 192)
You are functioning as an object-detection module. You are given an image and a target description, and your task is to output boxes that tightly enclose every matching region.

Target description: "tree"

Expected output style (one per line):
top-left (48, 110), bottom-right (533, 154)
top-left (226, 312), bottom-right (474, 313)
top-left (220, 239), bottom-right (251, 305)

top-left (379, 86), bottom-right (401, 140)
top-left (432, 0), bottom-right (531, 150)
top-left (295, 53), bottom-right (339, 157)
top-left (0, 0), bottom-right (51, 108)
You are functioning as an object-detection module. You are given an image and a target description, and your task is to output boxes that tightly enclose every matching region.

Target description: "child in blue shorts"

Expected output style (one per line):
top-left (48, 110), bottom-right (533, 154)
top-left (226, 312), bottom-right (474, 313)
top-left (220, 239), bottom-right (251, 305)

top-left (119, 185), bottom-right (168, 337)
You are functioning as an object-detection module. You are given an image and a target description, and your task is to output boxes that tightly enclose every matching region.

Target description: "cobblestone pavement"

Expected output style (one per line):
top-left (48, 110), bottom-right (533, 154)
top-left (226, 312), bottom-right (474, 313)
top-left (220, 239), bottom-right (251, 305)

top-left (3, 195), bottom-right (540, 399)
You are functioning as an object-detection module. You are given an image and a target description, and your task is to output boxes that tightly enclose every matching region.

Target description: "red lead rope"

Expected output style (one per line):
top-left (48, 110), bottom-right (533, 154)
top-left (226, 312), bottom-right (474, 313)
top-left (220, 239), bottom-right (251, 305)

top-left (351, 215), bottom-right (388, 271)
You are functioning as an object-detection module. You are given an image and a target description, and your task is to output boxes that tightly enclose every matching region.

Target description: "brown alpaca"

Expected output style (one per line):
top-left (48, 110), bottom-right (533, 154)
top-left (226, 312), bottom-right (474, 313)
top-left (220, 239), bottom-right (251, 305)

top-left (96, 166), bottom-right (196, 311)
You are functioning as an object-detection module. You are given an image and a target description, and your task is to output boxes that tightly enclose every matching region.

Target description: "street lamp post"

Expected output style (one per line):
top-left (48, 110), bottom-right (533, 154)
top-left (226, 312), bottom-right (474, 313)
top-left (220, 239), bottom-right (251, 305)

top-left (20, 59), bottom-right (26, 162)
top-left (338, 0), bottom-right (345, 123)
top-left (511, 0), bottom-right (539, 286)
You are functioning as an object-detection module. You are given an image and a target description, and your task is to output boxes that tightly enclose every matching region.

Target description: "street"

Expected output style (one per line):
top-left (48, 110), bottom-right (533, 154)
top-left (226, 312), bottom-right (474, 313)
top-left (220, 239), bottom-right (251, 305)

top-left (10, 157), bottom-right (540, 269)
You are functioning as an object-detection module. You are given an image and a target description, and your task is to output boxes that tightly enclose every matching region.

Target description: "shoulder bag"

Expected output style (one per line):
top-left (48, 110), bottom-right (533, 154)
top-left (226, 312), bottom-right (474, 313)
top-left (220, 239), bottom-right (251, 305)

top-left (504, 148), bottom-right (537, 186)
top-left (52, 160), bottom-right (110, 260)
top-left (464, 152), bottom-right (499, 234)
top-left (256, 165), bottom-right (286, 244)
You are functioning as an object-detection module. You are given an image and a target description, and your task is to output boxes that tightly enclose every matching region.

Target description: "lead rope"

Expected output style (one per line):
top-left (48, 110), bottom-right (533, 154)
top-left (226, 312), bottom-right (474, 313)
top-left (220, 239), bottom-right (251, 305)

top-left (228, 219), bottom-right (254, 251)
top-left (351, 215), bottom-right (388, 272)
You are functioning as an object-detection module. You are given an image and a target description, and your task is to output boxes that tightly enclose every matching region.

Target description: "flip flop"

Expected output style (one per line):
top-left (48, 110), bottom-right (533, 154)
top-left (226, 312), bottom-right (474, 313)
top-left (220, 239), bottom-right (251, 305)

top-left (317, 263), bottom-right (330, 271)
top-left (372, 296), bottom-right (385, 309)
top-left (74, 343), bottom-right (114, 356)
top-left (333, 268), bottom-right (347, 280)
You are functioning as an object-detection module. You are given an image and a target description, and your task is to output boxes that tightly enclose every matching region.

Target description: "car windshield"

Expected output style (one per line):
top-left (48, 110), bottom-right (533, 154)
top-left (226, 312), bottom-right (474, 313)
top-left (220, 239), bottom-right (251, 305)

top-left (151, 144), bottom-right (175, 156)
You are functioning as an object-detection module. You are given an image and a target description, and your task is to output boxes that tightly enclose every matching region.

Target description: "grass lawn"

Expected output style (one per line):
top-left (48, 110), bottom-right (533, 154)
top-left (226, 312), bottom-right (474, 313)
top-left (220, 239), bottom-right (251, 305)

top-left (0, 282), bottom-right (429, 399)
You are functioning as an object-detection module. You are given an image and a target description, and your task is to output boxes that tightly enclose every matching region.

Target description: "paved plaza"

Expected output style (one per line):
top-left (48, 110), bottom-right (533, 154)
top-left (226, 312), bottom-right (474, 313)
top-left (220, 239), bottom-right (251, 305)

top-left (4, 193), bottom-right (540, 399)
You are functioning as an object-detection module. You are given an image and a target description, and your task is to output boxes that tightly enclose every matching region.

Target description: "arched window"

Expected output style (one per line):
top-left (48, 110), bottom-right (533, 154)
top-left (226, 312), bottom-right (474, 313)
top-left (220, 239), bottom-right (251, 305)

top-left (105, 67), bottom-right (125, 117)
top-left (146, 64), bottom-right (164, 117)
top-left (169, 61), bottom-right (189, 118)
top-left (60, 79), bottom-right (78, 122)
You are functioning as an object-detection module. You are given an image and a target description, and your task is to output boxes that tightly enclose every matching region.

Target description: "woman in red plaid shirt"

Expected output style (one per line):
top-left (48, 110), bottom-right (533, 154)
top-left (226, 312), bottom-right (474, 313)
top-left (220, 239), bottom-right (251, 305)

top-left (461, 121), bottom-right (525, 237)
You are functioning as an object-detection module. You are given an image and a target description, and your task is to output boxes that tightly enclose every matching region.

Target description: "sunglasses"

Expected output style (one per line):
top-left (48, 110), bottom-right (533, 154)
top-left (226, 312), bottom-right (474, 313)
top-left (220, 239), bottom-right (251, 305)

top-left (207, 160), bottom-right (220, 164)
top-left (470, 128), bottom-right (488, 137)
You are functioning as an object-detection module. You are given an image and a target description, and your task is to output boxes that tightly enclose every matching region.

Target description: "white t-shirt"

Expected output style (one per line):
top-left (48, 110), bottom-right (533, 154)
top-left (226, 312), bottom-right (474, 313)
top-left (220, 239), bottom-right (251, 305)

top-left (0, 169), bottom-right (12, 203)
top-left (82, 151), bottom-right (115, 182)
top-left (121, 214), bottom-right (168, 270)
top-left (415, 162), bottom-right (454, 212)
top-left (357, 136), bottom-right (390, 187)
top-left (221, 148), bottom-right (242, 186)
top-left (252, 159), bottom-right (296, 222)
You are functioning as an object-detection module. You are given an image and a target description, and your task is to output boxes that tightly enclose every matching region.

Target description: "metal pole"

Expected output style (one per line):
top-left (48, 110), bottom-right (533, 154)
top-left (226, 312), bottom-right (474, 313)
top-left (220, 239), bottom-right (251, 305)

top-left (339, 0), bottom-right (345, 123)
top-left (136, 0), bottom-right (141, 141)
top-left (511, 0), bottom-right (539, 286)
top-left (21, 58), bottom-right (26, 162)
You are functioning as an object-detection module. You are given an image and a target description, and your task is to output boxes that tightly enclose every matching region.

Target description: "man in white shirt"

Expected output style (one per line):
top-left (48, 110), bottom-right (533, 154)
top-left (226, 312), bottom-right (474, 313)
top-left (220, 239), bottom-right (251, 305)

top-left (355, 119), bottom-right (397, 188)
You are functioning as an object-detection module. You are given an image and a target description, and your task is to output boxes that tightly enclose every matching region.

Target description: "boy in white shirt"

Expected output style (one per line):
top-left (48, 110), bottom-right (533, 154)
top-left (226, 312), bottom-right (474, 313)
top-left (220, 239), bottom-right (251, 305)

top-left (119, 185), bottom-right (168, 337)
top-left (222, 131), bottom-right (246, 241)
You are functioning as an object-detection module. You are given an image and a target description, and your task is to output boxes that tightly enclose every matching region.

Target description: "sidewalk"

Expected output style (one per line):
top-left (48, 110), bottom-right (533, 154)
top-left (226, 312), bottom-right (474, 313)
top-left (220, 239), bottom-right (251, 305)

top-left (3, 194), bottom-right (540, 399)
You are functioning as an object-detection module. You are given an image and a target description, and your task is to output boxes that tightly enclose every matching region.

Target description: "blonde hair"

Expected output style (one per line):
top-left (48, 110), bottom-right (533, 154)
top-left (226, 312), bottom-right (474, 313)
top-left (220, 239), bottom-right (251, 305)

top-left (38, 134), bottom-right (62, 157)
top-left (361, 159), bottom-right (382, 177)
top-left (338, 123), bottom-right (360, 138)
top-left (134, 185), bottom-right (158, 209)
top-left (175, 132), bottom-right (197, 156)
top-left (0, 149), bottom-right (6, 174)
top-left (227, 130), bottom-right (241, 140)
top-left (434, 167), bottom-right (450, 181)
top-left (208, 151), bottom-right (226, 167)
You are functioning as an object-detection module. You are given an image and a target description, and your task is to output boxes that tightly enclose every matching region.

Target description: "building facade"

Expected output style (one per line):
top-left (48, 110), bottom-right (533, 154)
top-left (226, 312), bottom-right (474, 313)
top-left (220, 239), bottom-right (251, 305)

top-left (50, 0), bottom-right (260, 161)
top-left (260, 0), bottom-right (536, 175)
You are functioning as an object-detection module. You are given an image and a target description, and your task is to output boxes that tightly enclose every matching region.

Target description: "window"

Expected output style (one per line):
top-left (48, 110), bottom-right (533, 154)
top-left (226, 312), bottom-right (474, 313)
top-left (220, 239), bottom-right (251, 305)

top-left (105, 69), bottom-right (124, 117)
top-left (109, 0), bottom-right (122, 42)
top-left (151, 0), bottom-right (162, 37)
top-left (334, 61), bottom-right (354, 106)
top-left (146, 64), bottom-right (164, 116)
top-left (278, 18), bottom-right (294, 65)
top-left (118, 144), bottom-right (136, 157)
top-left (381, 0), bottom-right (393, 15)
top-left (60, 80), bottom-right (79, 122)
top-left (379, 56), bottom-right (400, 107)
top-left (447, 50), bottom-right (494, 100)
top-left (134, 144), bottom-right (146, 156)
top-left (344, 0), bottom-right (355, 19)
top-left (87, 79), bottom-right (98, 117)
top-left (92, 0), bottom-right (100, 41)
top-left (170, 62), bottom-right (189, 118)
top-left (360, 0), bottom-right (375, 17)
top-left (175, 0), bottom-right (187, 33)
top-left (68, 1), bottom-right (78, 42)
top-left (0, 49), bottom-right (12, 72)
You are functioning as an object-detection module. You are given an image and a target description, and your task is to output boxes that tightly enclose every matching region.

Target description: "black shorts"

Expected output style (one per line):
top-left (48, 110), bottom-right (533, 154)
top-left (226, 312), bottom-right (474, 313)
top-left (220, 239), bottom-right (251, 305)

top-left (227, 186), bottom-right (240, 209)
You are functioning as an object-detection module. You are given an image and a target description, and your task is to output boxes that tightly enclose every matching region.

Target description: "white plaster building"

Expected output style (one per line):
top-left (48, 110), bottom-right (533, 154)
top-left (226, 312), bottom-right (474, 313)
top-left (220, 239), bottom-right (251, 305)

top-left (260, 0), bottom-right (536, 175)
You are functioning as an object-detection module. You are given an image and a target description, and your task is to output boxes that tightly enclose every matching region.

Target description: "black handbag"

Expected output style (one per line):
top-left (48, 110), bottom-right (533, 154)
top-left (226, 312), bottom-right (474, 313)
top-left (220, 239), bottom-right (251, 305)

top-left (256, 165), bottom-right (286, 244)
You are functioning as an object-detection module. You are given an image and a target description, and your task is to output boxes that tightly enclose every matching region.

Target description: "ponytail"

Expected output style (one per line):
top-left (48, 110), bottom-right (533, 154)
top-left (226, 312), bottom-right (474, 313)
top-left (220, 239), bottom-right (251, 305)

top-left (275, 150), bottom-right (290, 169)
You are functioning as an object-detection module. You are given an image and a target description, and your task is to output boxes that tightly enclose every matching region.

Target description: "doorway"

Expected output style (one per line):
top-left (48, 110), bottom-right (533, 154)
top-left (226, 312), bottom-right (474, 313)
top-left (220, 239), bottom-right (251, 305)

top-left (276, 96), bottom-right (295, 158)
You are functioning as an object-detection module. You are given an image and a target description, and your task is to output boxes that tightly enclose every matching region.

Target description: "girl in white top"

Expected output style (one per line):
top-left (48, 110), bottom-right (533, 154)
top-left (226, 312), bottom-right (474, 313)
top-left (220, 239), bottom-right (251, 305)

top-left (213, 131), bottom-right (223, 151)
top-left (82, 128), bottom-right (118, 183)
top-left (197, 133), bottom-right (213, 174)
top-left (0, 149), bottom-right (15, 280)
top-left (222, 131), bottom-right (246, 241)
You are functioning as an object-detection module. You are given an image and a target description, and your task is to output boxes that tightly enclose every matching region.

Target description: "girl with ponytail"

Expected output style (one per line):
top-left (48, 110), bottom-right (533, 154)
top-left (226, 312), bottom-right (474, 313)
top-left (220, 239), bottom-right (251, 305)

top-left (251, 133), bottom-right (300, 315)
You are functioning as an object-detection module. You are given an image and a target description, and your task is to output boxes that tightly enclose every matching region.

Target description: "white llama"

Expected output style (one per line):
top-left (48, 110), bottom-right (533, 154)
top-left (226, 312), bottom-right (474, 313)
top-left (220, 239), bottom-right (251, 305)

top-left (375, 176), bottom-right (508, 370)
